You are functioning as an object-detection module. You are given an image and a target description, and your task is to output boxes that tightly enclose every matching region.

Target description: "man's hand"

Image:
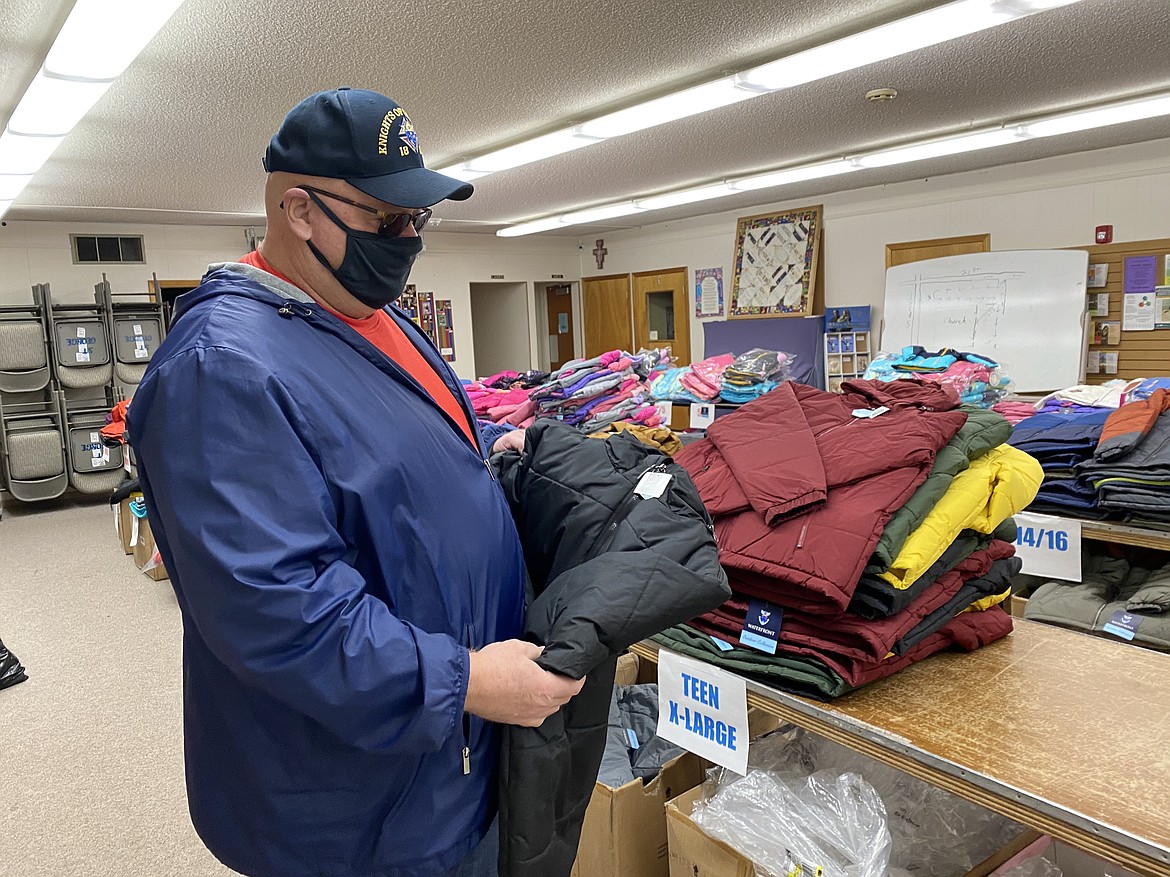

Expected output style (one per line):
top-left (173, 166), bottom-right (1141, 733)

top-left (464, 639), bottom-right (585, 727)
top-left (490, 429), bottom-right (526, 455)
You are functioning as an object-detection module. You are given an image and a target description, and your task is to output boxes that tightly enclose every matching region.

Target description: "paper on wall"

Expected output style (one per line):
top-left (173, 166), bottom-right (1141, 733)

top-left (1102, 351), bottom-right (1119, 375)
top-left (1123, 292), bottom-right (1156, 331)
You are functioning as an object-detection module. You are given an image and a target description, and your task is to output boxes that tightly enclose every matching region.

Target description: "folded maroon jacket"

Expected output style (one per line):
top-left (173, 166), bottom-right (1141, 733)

top-left (849, 605), bottom-right (1013, 690)
top-left (697, 540), bottom-right (1015, 670)
top-left (678, 380), bottom-right (967, 613)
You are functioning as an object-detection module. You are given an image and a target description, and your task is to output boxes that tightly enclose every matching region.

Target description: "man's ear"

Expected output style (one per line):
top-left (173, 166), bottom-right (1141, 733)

top-left (282, 188), bottom-right (314, 242)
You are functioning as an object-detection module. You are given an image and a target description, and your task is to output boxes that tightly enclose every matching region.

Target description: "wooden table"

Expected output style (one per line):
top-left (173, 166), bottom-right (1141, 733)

top-left (633, 620), bottom-right (1170, 876)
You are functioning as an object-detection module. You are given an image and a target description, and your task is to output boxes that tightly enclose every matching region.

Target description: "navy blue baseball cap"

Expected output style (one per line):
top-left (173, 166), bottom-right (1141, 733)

top-left (263, 88), bottom-right (473, 209)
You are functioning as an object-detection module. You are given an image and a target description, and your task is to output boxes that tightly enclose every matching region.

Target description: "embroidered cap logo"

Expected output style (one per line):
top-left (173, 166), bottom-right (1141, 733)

top-left (399, 117), bottom-right (418, 153)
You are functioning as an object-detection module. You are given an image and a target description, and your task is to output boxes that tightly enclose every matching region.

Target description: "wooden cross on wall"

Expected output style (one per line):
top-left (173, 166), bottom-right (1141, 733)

top-left (593, 239), bottom-right (607, 270)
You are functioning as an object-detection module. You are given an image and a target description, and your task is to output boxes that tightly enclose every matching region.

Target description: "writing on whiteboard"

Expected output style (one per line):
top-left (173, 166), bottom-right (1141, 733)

top-left (895, 271), bottom-right (1019, 350)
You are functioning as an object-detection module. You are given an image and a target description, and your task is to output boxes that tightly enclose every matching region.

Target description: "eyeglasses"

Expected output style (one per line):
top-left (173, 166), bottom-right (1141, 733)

top-left (300, 185), bottom-right (432, 237)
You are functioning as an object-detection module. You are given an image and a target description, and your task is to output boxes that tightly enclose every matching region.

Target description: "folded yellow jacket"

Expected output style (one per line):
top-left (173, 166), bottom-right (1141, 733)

top-left (878, 444), bottom-right (1042, 591)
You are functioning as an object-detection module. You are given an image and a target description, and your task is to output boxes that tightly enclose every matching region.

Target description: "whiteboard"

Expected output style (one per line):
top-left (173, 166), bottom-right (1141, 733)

top-left (882, 250), bottom-right (1089, 393)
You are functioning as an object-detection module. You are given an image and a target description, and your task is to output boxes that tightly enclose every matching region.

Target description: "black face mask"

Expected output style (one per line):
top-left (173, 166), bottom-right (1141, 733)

top-left (304, 190), bottom-right (424, 309)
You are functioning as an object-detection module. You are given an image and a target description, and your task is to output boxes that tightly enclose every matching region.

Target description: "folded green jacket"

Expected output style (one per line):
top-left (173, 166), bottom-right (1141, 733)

top-left (868, 407), bottom-right (1012, 574)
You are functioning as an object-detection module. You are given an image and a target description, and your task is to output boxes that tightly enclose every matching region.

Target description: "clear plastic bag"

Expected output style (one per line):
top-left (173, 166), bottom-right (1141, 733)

top-left (705, 727), bottom-right (1028, 876)
top-left (997, 858), bottom-right (1063, 877)
top-left (693, 767), bottom-right (892, 877)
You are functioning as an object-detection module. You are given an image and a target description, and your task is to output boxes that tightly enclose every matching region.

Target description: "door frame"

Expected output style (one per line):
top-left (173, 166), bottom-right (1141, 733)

top-left (632, 266), bottom-right (690, 365)
top-left (532, 280), bottom-right (582, 372)
top-left (885, 234), bottom-right (991, 269)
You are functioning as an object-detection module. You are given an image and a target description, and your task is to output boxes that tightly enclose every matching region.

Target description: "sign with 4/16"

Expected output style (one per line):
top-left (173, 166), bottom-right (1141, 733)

top-left (1013, 512), bottom-right (1082, 582)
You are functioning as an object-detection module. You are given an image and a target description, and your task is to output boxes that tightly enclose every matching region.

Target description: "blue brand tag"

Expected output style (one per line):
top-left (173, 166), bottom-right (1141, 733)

top-left (739, 599), bottom-right (781, 655)
top-left (626, 727), bottom-right (640, 750)
top-left (710, 636), bottom-right (734, 652)
top-left (1103, 609), bottom-right (1141, 641)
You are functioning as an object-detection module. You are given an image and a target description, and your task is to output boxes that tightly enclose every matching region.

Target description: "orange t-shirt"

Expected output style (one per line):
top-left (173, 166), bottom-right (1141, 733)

top-left (238, 250), bottom-right (477, 447)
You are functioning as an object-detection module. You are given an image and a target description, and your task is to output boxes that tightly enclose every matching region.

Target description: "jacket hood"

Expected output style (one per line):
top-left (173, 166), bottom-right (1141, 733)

top-left (842, 378), bottom-right (960, 411)
top-left (171, 263), bottom-right (315, 325)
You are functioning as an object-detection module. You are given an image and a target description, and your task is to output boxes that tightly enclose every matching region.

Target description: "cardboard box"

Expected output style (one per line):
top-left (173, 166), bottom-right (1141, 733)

top-left (132, 516), bottom-right (169, 582)
top-left (577, 748), bottom-right (707, 877)
top-left (667, 785), bottom-right (1044, 877)
top-left (114, 497), bottom-right (136, 555)
top-left (571, 652), bottom-right (781, 877)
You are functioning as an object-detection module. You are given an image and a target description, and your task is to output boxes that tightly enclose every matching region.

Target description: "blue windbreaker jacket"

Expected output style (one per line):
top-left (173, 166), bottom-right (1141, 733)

top-left (127, 265), bottom-right (526, 877)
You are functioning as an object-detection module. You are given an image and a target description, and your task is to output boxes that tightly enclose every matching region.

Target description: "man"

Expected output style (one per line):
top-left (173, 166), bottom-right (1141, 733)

top-left (128, 88), bottom-right (582, 877)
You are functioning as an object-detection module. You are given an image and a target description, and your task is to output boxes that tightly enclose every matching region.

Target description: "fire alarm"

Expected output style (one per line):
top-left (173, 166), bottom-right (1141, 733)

top-left (1095, 225), bottom-right (1113, 244)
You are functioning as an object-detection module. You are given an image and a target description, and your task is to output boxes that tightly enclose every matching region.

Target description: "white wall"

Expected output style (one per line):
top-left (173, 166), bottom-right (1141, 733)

top-left (470, 282), bottom-right (532, 377)
top-left (581, 137), bottom-right (1170, 360)
top-left (0, 221), bottom-right (249, 304)
top-left (0, 221), bottom-right (581, 380)
top-left (409, 232), bottom-right (579, 379)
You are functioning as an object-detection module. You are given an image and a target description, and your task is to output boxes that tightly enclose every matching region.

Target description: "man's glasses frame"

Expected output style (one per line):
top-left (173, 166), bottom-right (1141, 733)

top-left (300, 185), bottom-right (431, 237)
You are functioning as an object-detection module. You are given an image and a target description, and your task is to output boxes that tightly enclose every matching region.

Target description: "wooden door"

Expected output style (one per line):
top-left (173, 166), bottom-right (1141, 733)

top-left (582, 273), bottom-right (633, 358)
top-left (544, 284), bottom-right (575, 370)
top-left (885, 234), bottom-right (991, 269)
top-left (633, 267), bottom-right (691, 365)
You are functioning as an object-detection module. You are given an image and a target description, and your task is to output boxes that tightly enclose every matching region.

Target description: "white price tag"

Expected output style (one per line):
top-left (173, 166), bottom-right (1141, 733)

top-left (690, 402), bottom-right (715, 430)
top-left (657, 649), bottom-right (749, 775)
top-left (634, 470), bottom-right (672, 499)
top-left (1013, 512), bottom-right (1082, 582)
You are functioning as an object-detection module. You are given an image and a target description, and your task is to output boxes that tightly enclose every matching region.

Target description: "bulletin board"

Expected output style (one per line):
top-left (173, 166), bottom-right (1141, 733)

top-left (1070, 238), bottom-right (1170, 385)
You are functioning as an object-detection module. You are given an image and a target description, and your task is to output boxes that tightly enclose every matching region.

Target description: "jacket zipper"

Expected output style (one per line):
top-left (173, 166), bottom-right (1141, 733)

top-left (462, 623), bottom-right (474, 776)
top-left (584, 461), bottom-right (669, 562)
top-left (462, 713), bottom-right (472, 776)
top-left (276, 298), bottom-right (490, 471)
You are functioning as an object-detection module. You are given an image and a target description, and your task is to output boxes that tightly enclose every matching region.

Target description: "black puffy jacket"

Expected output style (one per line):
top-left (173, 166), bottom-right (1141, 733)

top-left (493, 421), bottom-right (730, 877)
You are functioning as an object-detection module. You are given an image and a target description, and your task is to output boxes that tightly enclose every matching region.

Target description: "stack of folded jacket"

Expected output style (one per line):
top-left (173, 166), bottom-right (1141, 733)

top-left (864, 347), bottom-right (1011, 408)
top-left (529, 348), bottom-right (672, 432)
top-left (991, 400), bottom-right (1039, 425)
top-left (650, 366), bottom-right (705, 404)
top-left (680, 353), bottom-right (735, 401)
top-left (1023, 549), bottom-right (1170, 651)
top-left (1033, 381), bottom-right (1128, 416)
top-left (1077, 389), bottom-right (1170, 521)
top-left (719, 348), bottom-right (793, 404)
top-left (652, 379), bottom-right (1041, 699)
top-left (1007, 408), bottom-right (1112, 515)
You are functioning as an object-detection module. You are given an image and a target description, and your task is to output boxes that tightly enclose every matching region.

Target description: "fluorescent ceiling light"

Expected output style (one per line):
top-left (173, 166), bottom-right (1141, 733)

top-left (576, 78), bottom-right (754, 139)
top-left (635, 184), bottom-right (736, 211)
top-left (496, 217), bottom-right (569, 238)
top-left (453, 0), bottom-right (1081, 179)
top-left (0, 131), bottom-right (66, 175)
top-left (560, 203), bottom-right (644, 224)
top-left (439, 165), bottom-right (492, 183)
top-left (732, 160), bottom-right (859, 191)
top-left (0, 175), bottom-right (35, 201)
top-left (1027, 93), bottom-right (1170, 138)
top-left (497, 86), bottom-right (1170, 238)
top-left (856, 129), bottom-right (1027, 168)
top-left (44, 0), bottom-right (187, 80)
top-left (7, 73), bottom-right (113, 136)
top-left (460, 129), bottom-right (599, 174)
top-left (739, 0), bottom-right (1021, 91)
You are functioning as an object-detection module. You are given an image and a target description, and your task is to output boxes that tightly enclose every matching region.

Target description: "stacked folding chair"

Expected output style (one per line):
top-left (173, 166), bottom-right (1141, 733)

top-left (0, 279), bottom-right (163, 512)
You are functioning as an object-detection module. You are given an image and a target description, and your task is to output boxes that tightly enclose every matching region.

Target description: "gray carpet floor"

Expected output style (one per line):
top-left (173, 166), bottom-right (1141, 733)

top-left (0, 496), bottom-right (237, 877)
